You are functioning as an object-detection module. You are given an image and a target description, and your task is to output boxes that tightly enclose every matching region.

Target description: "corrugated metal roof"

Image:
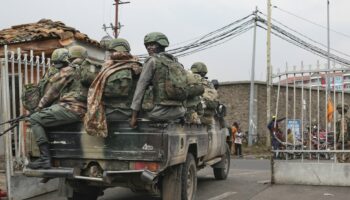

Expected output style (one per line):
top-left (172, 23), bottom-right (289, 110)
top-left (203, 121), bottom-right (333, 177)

top-left (0, 19), bottom-right (100, 47)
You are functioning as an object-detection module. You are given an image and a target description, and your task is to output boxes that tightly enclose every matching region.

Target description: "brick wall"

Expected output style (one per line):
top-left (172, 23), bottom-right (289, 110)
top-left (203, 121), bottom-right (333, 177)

top-left (218, 81), bottom-right (350, 143)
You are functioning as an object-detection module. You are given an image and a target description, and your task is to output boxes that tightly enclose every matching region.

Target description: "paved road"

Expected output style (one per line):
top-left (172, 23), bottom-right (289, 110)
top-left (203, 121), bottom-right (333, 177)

top-left (29, 158), bottom-right (271, 200)
top-left (29, 158), bottom-right (350, 200)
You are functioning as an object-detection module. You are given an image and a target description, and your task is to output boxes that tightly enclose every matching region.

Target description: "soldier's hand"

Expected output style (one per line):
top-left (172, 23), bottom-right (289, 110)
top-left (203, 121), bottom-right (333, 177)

top-left (130, 111), bottom-right (138, 128)
top-left (34, 106), bottom-right (42, 112)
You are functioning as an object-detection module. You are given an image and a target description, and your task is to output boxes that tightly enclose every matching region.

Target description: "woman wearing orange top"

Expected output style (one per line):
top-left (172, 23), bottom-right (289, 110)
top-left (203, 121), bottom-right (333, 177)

top-left (230, 122), bottom-right (239, 154)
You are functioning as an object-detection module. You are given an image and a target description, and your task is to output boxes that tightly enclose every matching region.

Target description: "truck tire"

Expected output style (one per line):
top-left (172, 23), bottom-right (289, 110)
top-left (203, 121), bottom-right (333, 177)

top-left (162, 164), bottom-right (182, 200)
top-left (66, 181), bottom-right (101, 200)
top-left (68, 191), bottom-right (99, 200)
top-left (213, 145), bottom-right (230, 180)
top-left (181, 153), bottom-right (197, 200)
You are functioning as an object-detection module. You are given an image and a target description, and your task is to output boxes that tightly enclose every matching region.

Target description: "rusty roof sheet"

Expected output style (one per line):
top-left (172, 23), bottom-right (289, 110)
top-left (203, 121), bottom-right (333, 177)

top-left (0, 19), bottom-right (100, 47)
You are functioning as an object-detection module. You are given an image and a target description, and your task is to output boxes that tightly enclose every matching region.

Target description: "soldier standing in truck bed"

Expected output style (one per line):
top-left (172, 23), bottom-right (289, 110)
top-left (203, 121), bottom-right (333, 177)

top-left (130, 32), bottom-right (186, 128)
top-left (27, 48), bottom-right (89, 169)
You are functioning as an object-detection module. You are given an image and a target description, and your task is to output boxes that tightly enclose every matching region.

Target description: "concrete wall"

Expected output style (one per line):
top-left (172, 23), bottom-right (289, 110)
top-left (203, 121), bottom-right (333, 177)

top-left (217, 81), bottom-right (350, 143)
top-left (274, 161), bottom-right (350, 186)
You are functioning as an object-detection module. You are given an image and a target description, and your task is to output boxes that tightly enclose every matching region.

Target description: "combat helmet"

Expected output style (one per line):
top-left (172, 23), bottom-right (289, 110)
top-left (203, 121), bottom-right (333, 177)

top-left (144, 32), bottom-right (169, 47)
top-left (68, 45), bottom-right (88, 60)
top-left (191, 62), bottom-right (208, 76)
top-left (108, 38), bottom-right (131, 52)
top-left (337, 103), bottom-right (349, 111)
top-left (51, 48), bottom-right (69, 68)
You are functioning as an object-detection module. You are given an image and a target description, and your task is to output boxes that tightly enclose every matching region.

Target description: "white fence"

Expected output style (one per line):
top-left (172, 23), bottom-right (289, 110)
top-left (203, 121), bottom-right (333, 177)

top-left (271, 64), bottom-right (350, 185)
top-left (0, 45), bottom-right (53, 199)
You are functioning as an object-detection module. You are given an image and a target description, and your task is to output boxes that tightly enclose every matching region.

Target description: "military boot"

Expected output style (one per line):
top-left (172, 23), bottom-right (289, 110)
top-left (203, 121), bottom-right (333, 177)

top-left (27, 143), bottom-right (51, 169)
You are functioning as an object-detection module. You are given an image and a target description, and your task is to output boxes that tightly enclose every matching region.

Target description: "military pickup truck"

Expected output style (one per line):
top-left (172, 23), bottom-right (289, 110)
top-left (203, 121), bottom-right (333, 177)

top-left (24, 118), bottom-right (230, 200)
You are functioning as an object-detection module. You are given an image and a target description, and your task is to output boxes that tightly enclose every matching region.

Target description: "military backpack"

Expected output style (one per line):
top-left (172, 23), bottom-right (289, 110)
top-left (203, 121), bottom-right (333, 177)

top-left (155, 54), bottom-right (188, 102)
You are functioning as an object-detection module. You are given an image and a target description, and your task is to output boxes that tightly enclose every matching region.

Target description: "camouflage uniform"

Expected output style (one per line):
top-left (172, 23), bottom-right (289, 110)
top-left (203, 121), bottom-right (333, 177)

top-left (131, 33), bottom-right (186, 121)
top-left (27, 48), bottom-right (88, 169)
top-left (190, 62), bottom-right (219, 125)
top-left (104, 38), bottom-right (142, 121)
top-left (131, 54), bottom-right (186, 120)
top-left (84, 38), bottom-right (142, 137)
top-left (336, 103), bottom-right (350, 163)
top-left (184, 71), bottom-right (204, 124)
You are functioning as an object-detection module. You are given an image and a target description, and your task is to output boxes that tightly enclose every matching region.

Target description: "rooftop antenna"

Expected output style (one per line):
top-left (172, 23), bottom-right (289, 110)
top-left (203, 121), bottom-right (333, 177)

top-left (102, 0), bottom-right (130, 38)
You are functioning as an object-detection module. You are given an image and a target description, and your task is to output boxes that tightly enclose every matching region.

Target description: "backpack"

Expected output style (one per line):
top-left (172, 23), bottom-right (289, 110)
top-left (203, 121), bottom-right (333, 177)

top-left (21, 67), bottom-right (58, 112)
top-left (103, 69), bottom-right (132, 98)
top-left (141, 86), bottom-right (155, 111)
top-left (159, 56), bottom-right (188, 101)
top-left (80, 62), bottom-right (102, 87)
top-left (203, 84), bottom-right (219, 110)
top-left (186, 72), bottom-right (205, 98)
top-left (21, 83), bottom-right (41, 112)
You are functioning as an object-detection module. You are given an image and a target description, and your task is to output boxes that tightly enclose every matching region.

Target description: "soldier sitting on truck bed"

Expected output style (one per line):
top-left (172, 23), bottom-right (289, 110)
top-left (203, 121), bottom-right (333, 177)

top-left (190, 62), bottom-right (219, 126)
top-left (84, 38), bottom-right (142, 137)
top-left (130, 32), bottom-right (187, 128)
top-left (184, 70), bottom-right (205, 124)
top-left (27, 48), bottom-right (89, 169)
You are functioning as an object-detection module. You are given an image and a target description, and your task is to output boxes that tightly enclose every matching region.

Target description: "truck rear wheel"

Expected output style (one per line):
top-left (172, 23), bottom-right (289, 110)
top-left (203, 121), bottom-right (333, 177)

top-left (213, 145), bottom-right (230, 180)
top-left (68, 191), bottom-right (99, 200)
top-left (161, 164), bottom-right (182, 200)
top-left (181, 153), bottom-right (197, 200)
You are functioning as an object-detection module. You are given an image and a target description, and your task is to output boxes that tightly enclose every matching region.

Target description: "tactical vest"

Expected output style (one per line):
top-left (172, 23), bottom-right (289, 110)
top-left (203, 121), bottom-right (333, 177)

top-left (152, 53), bottom-right (188, 106)
top-left (103, 63), bottom-right (140, 109)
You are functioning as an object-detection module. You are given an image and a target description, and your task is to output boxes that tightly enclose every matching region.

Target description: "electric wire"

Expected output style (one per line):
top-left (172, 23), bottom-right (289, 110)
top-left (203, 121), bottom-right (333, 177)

top-left (257, 16), bottom-right (350, 66)
top-left (136, 14), bottom-right (255, 59)
top-left (273, 5), bottom-right (350, 39)
top-left (258, 11), bottom-right (350, 59)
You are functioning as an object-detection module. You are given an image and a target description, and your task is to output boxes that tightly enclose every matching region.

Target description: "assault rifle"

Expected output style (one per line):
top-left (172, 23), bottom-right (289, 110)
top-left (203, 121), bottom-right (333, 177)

top-left (0, 114), bottom-right (30, 137)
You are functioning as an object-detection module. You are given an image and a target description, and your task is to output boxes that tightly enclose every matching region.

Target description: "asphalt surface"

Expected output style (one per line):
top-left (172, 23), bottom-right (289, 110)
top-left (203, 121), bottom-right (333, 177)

top-left (28, 158), bottom-right (350, 200)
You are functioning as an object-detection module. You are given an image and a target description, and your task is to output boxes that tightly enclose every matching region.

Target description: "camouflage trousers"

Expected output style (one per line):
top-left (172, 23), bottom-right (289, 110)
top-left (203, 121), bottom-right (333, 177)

top-left (147, 105), bottom-right (186, 121)
top-left (29, 104), bottom-right (81, 145)
top-left (336, 142), bottom-right (350, 163)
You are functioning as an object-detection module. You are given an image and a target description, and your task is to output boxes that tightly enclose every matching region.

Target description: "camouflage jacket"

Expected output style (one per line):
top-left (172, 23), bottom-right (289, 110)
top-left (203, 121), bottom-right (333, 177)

top-left (38, 65), bottom-right (87, 117)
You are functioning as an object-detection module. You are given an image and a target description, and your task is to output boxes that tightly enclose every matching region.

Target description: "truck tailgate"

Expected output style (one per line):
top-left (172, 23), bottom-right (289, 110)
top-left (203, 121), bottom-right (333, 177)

top-left (46, 121), bottom-right (166, 161)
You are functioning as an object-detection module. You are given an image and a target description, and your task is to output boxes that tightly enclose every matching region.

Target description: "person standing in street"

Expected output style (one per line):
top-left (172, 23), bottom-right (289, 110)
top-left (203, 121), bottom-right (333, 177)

top-left (232, 122), bottom-right (243, 157)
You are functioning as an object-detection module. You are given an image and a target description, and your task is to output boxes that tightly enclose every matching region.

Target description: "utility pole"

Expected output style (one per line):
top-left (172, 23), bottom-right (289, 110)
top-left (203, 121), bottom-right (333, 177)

top-left (114, 0), bottom-right (119, 38)
top-left (266, 0), bottom-right (272, 147)
top-left (248, 7), bottom-right (258, 146)
top-left (102, 1), bottom-right (130, 38)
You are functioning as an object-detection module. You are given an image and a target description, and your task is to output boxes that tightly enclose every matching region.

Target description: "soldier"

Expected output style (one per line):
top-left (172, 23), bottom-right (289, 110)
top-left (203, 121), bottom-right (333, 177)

top-left (84, 38), bottom-right (142, 137)
top-left (130, 32), bottom-right (186, 128)
top-left (336, 103), bottom-right (350, 162)
top-left (21, 49), bottom-right (63, 112)
top-left (68, 45), bottom-right (102, 87)
top-left (27, 48), bottom-right (88, 169)
top-left (184, 70), bottom-right (204, 124)
top-left (190, 62), bottom-right (219, 126)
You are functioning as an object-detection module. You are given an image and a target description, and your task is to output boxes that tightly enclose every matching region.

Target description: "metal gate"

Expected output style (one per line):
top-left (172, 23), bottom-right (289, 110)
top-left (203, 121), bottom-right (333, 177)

top-left (0, 45), bottom-right (56, 199)
top-left (271, 64), bottom-right (350, 186)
